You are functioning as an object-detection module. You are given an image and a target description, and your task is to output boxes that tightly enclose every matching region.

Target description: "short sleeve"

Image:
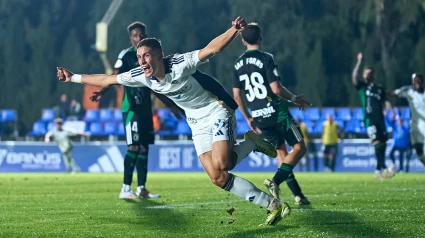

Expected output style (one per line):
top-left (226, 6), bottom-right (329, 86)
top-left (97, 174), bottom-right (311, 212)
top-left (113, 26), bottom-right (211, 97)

top-left (355, 81), bottom-right (368, 91)
top-left (116, 68), bottom-right (146, 87)
top-left (265, 54), bottom-right (281, 83)
top-left (114, 49), bottom-right (128, 73)
top-left (394, 86), bottom-right (411, 98)
top-left (172, 50), bottom-right (208, 75)
top-left (232, 69), bottom-right (241, 89)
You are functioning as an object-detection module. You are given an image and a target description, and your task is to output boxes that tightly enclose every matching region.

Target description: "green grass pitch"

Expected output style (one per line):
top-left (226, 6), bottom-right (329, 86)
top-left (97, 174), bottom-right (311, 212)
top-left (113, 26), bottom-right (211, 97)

top-left (0, 173), bottom-right (424, 237)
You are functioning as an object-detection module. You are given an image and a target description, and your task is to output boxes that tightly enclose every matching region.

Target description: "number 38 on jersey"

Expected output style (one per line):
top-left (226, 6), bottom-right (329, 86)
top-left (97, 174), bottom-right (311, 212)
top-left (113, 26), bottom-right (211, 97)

top-left (239, 72), bottom-right (268, 102)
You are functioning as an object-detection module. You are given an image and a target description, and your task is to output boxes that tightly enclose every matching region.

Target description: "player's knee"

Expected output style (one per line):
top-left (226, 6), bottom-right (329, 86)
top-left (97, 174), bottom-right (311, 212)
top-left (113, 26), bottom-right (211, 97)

top-left (209, 173), bottom-right (228, 187)
top-left (212, 157), bottom-right (230, 171)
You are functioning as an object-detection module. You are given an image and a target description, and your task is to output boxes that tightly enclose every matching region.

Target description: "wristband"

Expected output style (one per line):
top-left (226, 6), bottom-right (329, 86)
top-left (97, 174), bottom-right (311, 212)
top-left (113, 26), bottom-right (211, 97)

top-left (290, 95), bottom-right (296, 102)
top-left (71, 74), bottom-right (82, 83)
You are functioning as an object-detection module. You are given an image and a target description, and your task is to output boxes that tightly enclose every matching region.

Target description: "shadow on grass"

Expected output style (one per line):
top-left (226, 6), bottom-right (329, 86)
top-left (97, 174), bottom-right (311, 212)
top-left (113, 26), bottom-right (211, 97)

top-left (107, 199), bottom-right (189, 233)
top-left (226, 206), bottom-right (388, 237)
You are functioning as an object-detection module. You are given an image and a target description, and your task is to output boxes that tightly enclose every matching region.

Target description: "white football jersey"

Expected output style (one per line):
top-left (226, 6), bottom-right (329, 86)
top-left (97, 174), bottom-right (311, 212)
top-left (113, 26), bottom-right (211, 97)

top-left (51, 130), bottom-right (76, 151)
top-left (395, 86), bottom-right (425, 123)
top-left (116, 50), bottom-right (235, 119)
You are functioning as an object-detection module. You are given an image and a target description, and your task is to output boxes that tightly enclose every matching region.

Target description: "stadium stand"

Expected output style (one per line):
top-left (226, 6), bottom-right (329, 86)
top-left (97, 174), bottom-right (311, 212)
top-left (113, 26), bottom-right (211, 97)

top-left (99, 109), bottom-right (113, 122)
top-left (26, 107), bottom-right (411, 140)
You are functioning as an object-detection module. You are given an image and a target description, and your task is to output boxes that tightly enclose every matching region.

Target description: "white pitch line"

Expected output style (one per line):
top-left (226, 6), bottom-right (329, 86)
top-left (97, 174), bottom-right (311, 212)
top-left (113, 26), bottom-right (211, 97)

top-left (146, 187), bottom-right (425, 210)
top-left (146, 200), bottom-right (244, 209)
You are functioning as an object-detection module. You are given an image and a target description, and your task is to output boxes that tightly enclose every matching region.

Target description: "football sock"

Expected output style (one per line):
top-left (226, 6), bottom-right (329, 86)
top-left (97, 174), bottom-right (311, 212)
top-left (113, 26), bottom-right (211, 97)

top-left (221, 173), bottom-right (272, 208)
top-left (231, 139), bottom-right (256, 168)
top-left (273, 163), bottom-right (293, 186)
top-left (123, 151), bottom-right (137, 186)
top-left (285, 172), bottom-right (304, 198)
top-left (324, 157), bottom-right (329, 169)
top-left (374, 143), bottom-right (387, 170)
top-left (63, 151), bottom-right (71, 172)
top-left (136, 153), bottom-right (148, 187)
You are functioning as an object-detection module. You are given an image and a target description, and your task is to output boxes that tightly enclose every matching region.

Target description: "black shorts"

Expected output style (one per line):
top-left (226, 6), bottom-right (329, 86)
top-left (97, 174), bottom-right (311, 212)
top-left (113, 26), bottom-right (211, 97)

top-left (323, 144), bottom-right (337, 155)
top-left (123, 112), bottom-right (154, 146)
top-left (366, 122), bottom-right (387, 143)
top-left (260, 117), bottom-right (303, 148)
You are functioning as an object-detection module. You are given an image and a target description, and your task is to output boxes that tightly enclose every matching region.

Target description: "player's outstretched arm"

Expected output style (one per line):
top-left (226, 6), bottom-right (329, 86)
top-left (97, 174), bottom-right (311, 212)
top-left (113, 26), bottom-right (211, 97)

top-left (270, 81), bottom-right (311, 110)
top-left (57, 67), bottom-right (118, 88)
top-left (352, 52), bottom-right (362, 86)
top-left (198, 16), bottom-right (247, 61)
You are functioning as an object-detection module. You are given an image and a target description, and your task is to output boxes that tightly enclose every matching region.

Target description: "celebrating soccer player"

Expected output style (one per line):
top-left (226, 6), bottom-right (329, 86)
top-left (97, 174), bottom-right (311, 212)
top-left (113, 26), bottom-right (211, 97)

top-left (389, 73), bottom-right (425, 166)
top-left (352, 52), bottom-right (394, 179)
top-left (56, 17), bottom-right (291, 226)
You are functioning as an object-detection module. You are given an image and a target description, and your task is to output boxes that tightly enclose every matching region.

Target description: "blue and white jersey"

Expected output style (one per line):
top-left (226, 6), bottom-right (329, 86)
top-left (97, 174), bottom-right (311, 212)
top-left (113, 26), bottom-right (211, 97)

top-left (117, 50), bottom-right (237, 119)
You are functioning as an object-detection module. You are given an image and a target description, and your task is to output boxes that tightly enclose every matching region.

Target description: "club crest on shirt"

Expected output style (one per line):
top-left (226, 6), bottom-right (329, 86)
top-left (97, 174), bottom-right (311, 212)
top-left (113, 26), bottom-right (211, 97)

top-left (133, 133), bottom-right (139, 141)
top-left (121, 72), bottom-right (132, 82)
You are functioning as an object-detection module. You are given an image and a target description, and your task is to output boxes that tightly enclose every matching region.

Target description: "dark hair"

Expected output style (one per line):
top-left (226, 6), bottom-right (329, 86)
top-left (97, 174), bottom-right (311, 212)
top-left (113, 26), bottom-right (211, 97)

top-left (127, 21), bottom-right (146, 34)
top-left (241, 23), bottom-right (261, 45)
top-left (364, 66), bottom-right (375, 73)
top-left (137, 38), bottom-right (163, 52)
top-left (413, 73), bottom-right (424, 83)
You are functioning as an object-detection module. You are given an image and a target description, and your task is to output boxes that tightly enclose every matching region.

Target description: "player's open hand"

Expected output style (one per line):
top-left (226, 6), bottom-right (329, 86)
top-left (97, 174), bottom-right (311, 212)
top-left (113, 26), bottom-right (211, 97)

top-left (357, 52), bottom-right (363, 63)
top-left (232, 16), bottom-right (247, 32)
top-left (247, 118), bottom-right (262, 134)
top-left (57, 67), bottom-right (73, 82)
top-left (294, 94), bottom-right (311, 111)
top-left (90, 91), bottom-right (103, 102)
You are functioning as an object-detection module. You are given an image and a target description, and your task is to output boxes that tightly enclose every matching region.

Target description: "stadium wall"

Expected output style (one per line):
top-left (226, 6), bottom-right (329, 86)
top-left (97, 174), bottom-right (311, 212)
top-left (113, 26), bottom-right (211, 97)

top-left (0, 140), bottom-right (424, 173)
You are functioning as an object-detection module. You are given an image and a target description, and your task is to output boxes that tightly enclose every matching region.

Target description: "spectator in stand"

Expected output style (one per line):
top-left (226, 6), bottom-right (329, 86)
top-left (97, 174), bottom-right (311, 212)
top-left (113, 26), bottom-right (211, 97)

top-left (53, 94), bottom-right (70, 119)
top-left (386, 110), bottom-right (410, 172)
top-left (69, 99), bottom-right (83, 120)
top-left (152, 109), bottom-right (161, 133)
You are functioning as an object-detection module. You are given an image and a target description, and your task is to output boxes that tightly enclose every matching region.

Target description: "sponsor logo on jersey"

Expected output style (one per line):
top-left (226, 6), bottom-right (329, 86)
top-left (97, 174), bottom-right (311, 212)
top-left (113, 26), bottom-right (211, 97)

top-left (187, 117), bottom-right (197, 125)
top-left (365, 90), bottom-right (381, 100)
top-left (252, 103), bottom-right (275, 118)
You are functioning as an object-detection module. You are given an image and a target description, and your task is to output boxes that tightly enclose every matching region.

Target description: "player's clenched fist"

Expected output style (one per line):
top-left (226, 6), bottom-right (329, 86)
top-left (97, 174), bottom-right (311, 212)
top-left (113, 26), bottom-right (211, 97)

top-left (56, 67), bottom-right (73, 82)
top-left (232, 16), bottom-right (247, 32)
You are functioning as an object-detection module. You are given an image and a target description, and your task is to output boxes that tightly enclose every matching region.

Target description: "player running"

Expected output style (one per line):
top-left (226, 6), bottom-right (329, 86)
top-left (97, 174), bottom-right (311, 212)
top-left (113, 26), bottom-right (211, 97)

top-left (57, 17), bottom-right (291, 226)
top-left (390, 73), bottom-right (425, 166)
top-left (352, 52), bottom-right (394, 179)
top-left (44, 118), bottom-right (90, 173)
top-left (90, 22), bottom-right (160, 199)
top-left (232, 23), bottom-right (310, 205)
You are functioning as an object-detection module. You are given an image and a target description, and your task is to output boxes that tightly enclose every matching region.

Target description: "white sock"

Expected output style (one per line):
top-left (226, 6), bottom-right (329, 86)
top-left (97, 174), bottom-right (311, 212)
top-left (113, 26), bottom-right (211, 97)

top-left (222, 174), bottom-right (272, 208)
top-left (122, 184), bottom-right (131, 192)
top-left (232, 139), bottom-right (256, 167)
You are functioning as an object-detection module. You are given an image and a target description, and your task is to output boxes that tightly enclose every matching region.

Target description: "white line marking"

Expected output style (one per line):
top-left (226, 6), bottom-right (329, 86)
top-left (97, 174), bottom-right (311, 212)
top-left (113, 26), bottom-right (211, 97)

top-left (146, 187), bottom-right (425, 210)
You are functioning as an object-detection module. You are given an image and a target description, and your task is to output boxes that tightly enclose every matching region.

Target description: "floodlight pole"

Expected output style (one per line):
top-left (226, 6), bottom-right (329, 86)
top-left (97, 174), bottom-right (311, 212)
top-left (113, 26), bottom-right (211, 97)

top-left (95, 0), bottom-right (124, 74)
